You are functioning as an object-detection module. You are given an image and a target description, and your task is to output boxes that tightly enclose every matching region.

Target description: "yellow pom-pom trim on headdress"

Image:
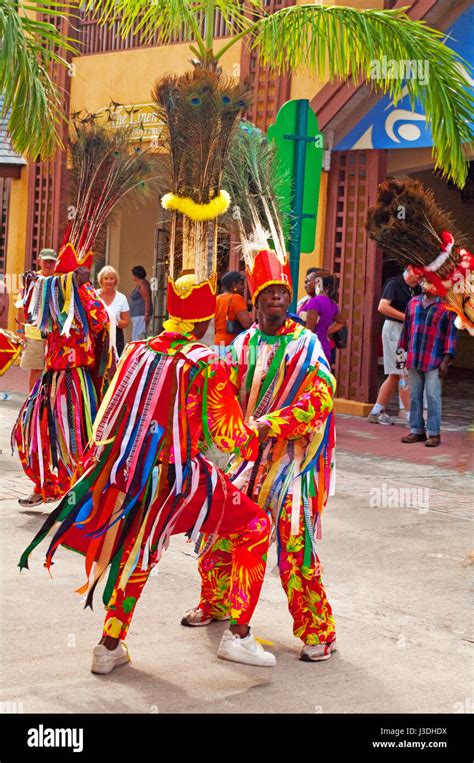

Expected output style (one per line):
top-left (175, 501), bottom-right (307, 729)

top-left (161, 190), bottom-right (231, 221)
top-left (162, 317), bottom-right (196, 334)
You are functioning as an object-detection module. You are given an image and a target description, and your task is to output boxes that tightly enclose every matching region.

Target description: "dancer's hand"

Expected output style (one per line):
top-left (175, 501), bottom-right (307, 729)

top-left (252, 417), bottom-right (271, 443)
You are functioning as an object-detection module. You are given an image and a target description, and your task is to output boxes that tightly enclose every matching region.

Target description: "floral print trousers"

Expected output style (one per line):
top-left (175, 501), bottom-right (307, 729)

top-left (196, 496), bottom-right (336, 645)
top-left (103, 470), bottom-right (271, 641)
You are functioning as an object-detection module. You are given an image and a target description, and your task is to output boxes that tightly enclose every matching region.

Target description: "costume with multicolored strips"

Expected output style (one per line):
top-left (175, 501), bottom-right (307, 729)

top-left (12, 272), bottom-right (110, 500)
top-left (193, 316), bottom-right (337, 645)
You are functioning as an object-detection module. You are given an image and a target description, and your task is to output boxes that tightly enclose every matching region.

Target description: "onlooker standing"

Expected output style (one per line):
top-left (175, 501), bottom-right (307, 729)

top-left (399, 288), bottom-right (457, 448)
top-left (297, 267), bottom-right (321, 321)
top-left (130, 266), bottom-right (151, 341)
top-left (214, 271), bottom-right (252, 348)
top-left (367, 267), bottom-right (421, 425)
top-left (305, 273), bottom-right (346, 366)
top-left (17, 249), bottom-right (58, 391)
top-left (97, 266), bottom-right (130, 356)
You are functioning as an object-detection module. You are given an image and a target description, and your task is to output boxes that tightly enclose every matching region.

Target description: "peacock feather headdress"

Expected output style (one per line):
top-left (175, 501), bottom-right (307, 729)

top-left (152, 69), bottom-right (251, 297)
top-left (224, 122), bottom-right (292, 303)
top-left (366, 179), bottom-right (474, 332)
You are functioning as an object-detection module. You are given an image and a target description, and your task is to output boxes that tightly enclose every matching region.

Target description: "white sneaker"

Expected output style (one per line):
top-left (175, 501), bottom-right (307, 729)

top-left (367, 411), bottom-right (393, 425)
top-left (217, 629), bottom-right (276, 667)
top-left (91, 642), bottom-right (131, 674)
top-left (181, 607), bottom-right (230, 627)
top-left (300, 640), bottom-right (337, 662)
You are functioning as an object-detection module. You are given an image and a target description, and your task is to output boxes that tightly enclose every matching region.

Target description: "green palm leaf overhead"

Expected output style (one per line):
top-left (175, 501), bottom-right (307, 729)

top-left (86, 0), bottom-right (473, 187)
top-left (0, 0), bottom-right (77, 158)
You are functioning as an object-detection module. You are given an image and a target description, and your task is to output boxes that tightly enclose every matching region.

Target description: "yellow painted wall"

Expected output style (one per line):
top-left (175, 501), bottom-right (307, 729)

top-left (70, 39), bottom-right (242, 113)
top-left (5, 168), bottom-right (29, 331)
top-left (296, 170), bottom-right (328, 298)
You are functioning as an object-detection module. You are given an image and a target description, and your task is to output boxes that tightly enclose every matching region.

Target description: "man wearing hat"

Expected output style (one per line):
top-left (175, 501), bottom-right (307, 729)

top-left (16, 249), bottom-right (58, 391)
top-left (182, 250), bottom-right (338, 662)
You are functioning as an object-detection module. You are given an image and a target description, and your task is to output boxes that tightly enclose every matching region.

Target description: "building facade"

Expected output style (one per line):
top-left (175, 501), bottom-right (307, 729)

top-left (2, 0), bottom-right (473, 408)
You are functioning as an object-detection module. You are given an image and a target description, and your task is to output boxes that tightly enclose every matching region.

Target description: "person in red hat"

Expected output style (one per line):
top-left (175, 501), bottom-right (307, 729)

top-left (20, 271), bottom-right (276, 672)
top-left (182, 249), bottom-right (338, 662)
top-left (13, 244), bottom-right (111, 507)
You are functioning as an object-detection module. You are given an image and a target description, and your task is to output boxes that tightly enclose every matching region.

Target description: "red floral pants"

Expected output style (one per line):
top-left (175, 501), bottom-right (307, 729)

top-left (103, 471), bottom-right (270, 641)
top-left (196, 496), bottom-right (336, 645)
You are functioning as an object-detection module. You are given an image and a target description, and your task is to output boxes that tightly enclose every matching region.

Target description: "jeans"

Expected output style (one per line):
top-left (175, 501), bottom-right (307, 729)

top-left (408, 368), bottom-right (442, 436)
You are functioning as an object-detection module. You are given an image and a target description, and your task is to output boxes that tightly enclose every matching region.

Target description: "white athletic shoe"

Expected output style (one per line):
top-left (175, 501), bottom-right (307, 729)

top-left (181, 607), bottom-right (230, 627)
top-left (300, 640), bottom-right (337, 662)
top-left (91, 642), bottom-right (131, 674)
top-left (217, 629), bottom-right (276, 667)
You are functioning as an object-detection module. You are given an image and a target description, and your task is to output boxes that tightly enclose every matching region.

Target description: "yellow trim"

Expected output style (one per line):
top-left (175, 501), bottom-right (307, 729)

top-left (161, 190), bottom-right (231, 221)
top-left (0, 345), bottom-right (22, 376)
top-left (167, 272), bottom-right (217, 300)
top-left (59, 242), bottom-right (94, 267)
top-left (251, 279), bottom-right (293, 305)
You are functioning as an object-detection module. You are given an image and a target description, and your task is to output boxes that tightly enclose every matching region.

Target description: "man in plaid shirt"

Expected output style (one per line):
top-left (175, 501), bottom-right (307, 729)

top-left (398, 289), bottom-right (457, 447)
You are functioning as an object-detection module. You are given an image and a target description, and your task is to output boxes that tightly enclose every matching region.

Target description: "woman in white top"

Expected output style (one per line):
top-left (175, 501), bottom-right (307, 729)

top-left (97, 266), bottom-right (130, 356)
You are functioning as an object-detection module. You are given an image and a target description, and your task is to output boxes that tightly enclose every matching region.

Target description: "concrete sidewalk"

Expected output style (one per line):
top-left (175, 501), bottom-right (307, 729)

top-left (0, 398), bottom-right (472, 714)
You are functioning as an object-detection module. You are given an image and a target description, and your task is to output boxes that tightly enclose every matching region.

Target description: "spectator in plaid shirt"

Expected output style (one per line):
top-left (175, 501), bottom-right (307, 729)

top-left (398, 288), bottom-right (457, 447)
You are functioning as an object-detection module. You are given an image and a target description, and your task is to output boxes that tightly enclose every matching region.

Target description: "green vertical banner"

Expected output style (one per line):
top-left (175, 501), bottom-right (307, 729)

top-left (268, 99), bottom-right (323, 311)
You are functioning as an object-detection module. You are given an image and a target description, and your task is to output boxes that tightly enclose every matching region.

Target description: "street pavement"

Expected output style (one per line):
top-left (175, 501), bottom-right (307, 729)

top-left (0, 384), bottom-right (472, 714)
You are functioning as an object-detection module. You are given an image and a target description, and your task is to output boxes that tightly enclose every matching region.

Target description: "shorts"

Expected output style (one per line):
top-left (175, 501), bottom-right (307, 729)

top-left (382, 320), bottom-right (407, 376)
top-left (131, 315), bottom-right (147, 341)
top-left (20, 337), bottom-right (46, 370)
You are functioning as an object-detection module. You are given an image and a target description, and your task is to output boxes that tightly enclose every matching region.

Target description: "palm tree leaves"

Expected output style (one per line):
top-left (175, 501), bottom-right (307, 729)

top-left (0, 0), bottom-right (77, 158)
top-left (250, 4), bottom-right (473, 187)
top-left (85, 0), bottom-right (208, 54)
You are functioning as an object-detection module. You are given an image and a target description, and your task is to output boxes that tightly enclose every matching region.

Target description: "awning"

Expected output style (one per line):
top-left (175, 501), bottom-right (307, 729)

top-left (334, 6), bottom-right (473, 151)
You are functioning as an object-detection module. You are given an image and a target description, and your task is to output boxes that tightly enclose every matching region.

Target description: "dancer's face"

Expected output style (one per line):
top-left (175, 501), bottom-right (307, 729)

top-left (257, 284), bottom-right (290, 322)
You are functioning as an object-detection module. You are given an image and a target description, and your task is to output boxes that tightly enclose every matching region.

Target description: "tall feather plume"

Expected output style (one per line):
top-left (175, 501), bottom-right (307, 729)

top-left (65, 109), bottom-right (157, 258)
top-left (366, 178), bottom-right (473, 330)
top-left (152, 69), bottom-right (251, 201)
top-left (224, 123), bottom-right (291, 269)
top-left (366, 179), bottom-right (466, 279)
top-left (152, 70), bottom-right (251, 280)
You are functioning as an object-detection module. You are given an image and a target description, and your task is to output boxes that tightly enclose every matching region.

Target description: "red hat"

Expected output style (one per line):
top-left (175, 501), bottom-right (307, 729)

top-left (167, 273), bottom-right (217, 322)
top-left (55, 242), bottom-right (94, 274)
top-left (246, 249), bottom-right (292, 305)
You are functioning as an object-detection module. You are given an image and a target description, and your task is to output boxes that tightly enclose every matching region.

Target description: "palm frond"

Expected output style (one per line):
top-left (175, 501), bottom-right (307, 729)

top-left (224, 122), bottom-right (290, 267)
top-left (0, 0), bottom-right (78, 158)
top-left (251, 5), bottom-right (473, 187)
top-left (85, 0), bottom-right (204, 51)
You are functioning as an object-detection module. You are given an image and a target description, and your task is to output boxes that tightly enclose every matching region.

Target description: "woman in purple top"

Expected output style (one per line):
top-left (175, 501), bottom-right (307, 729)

top-left (305, 274), bottom-right (346, 364)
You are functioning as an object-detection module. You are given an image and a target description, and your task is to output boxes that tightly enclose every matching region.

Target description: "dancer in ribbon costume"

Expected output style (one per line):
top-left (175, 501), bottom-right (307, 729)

top-left (19, 70), bottom-right (276, 673)
top-left (19, 272), bottom-right (275, 672)
top-left (181, 124), bottom-right (337, 661)
top-left (182, 257), bottom-right (337, 661)
top-left (12, 116), bottom-right (154, 507)
top-left (13, 259), bottom-right (110, 506)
